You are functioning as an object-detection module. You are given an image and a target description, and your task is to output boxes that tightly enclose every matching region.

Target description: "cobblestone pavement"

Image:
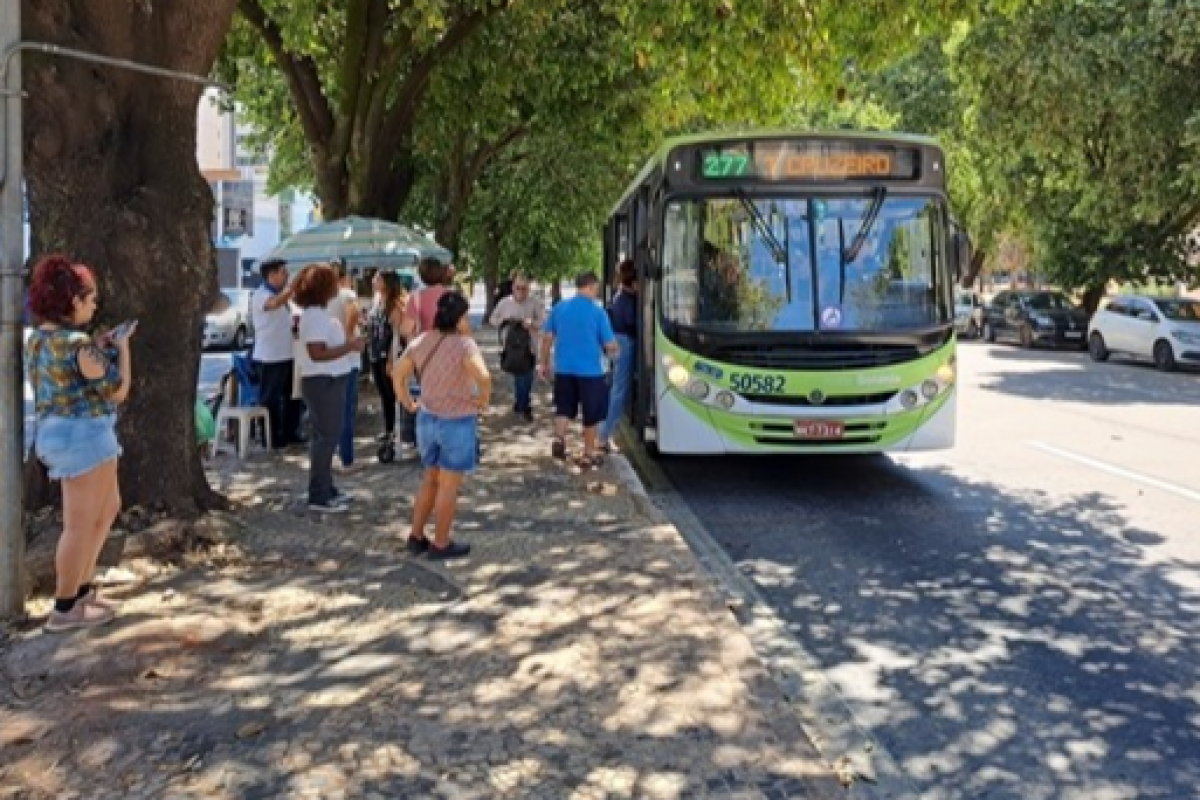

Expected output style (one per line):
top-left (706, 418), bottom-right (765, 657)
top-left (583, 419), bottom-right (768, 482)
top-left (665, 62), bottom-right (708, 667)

top-left (1, 334), bottom-right (843, 800)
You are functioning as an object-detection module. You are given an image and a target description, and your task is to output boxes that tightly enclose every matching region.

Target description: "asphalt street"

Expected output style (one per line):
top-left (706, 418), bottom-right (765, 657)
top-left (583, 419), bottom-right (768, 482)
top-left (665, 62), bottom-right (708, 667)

top-left (643, 342), bottom-right (1200, 800)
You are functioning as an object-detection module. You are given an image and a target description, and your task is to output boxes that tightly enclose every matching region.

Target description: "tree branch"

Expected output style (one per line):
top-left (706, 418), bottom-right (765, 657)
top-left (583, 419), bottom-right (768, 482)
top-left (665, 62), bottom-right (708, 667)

top-left (378, 6), bottom-right (496, 154)
top-left (237, 0), bottom-right (335, 147)
top-left (333, 0), bottom-right (373, 169)
top-left (468, 125), bottom-right (530, 186)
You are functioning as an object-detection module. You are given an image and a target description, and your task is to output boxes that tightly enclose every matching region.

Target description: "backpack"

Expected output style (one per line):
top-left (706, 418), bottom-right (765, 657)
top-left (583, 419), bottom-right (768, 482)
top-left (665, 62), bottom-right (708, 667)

top-left (500, 321), bottom-right (536, 374)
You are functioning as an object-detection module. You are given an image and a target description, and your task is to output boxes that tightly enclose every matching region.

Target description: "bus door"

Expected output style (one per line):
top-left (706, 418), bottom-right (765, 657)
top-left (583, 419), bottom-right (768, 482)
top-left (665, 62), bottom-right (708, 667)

top-left (630, 188), bottom-right (655, 436)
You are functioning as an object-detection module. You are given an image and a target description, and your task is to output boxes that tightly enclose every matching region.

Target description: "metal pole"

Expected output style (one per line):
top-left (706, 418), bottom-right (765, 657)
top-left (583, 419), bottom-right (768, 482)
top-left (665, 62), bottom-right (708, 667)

top-left (0, 0), bottom-right (24, 617)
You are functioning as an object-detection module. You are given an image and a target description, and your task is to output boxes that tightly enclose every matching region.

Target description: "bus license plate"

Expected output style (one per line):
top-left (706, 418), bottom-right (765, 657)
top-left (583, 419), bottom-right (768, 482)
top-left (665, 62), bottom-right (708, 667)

top-left (794, 420), bottom-right (845, 439)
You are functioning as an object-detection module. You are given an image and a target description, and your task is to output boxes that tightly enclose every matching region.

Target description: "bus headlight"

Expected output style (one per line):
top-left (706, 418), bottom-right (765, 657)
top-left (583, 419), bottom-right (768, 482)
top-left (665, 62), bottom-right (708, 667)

top-left (936, 363), bottom-right (956, 384)
top-left (900, 390), bottom-right (919, 409)
top-left (667, 364), bottom-right (690, 388)
top-left (686, 379), bottom-right (710, 399)
top-left (715, 391), bottom-right (736, 410)
top-left (920, 380), bottom-right (940, 400)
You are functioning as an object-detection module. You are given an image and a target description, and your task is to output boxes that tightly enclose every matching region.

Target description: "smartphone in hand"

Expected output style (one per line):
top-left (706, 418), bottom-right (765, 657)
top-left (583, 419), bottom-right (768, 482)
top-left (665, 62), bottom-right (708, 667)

top-left (109, 319), bottom-right (138, 342)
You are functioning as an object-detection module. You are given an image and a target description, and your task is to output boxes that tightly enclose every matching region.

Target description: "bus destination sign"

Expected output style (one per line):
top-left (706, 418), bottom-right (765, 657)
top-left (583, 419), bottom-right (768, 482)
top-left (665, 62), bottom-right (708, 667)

top-left (698, 140), bottom-right (920, 182)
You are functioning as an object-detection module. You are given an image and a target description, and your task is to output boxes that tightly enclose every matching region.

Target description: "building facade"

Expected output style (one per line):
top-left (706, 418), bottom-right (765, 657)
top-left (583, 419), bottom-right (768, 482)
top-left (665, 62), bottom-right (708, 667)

top-left (196, 90), bottom-right (315, 287)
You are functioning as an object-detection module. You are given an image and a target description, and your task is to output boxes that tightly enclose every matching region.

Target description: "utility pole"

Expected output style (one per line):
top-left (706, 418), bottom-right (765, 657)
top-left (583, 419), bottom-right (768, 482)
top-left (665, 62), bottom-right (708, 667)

top-left (0, 0), bottom-right (24, 617)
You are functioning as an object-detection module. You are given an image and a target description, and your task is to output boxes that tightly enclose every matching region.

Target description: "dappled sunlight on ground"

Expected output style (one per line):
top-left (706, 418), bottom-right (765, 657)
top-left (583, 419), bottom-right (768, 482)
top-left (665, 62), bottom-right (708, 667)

top-left (2, 339), bottom-right (841, 799)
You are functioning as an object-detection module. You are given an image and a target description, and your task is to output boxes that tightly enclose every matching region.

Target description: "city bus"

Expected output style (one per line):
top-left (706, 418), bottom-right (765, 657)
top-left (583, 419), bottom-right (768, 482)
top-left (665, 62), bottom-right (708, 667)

top-left (601, 130), bottom-right (967, 455)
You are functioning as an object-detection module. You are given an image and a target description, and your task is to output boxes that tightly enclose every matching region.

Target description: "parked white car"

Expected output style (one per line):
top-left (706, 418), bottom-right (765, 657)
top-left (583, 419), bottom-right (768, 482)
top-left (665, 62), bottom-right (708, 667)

top-left (1087, 295), bottom-right (1200, 372)
top-left (203, 288), bottom-right (255, 351)
top-left (954, 289), bottom-right (985, 338)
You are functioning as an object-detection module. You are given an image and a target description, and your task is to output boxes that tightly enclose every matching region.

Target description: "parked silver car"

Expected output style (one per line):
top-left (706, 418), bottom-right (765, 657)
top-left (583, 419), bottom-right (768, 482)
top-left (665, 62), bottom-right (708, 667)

top-left (203, 288), bottom-right (254, 350)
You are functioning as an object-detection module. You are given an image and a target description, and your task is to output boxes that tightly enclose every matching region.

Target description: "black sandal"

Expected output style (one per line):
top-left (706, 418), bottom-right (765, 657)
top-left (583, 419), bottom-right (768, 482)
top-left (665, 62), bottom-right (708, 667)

top-left (575, 453), bottom-right (604, 470)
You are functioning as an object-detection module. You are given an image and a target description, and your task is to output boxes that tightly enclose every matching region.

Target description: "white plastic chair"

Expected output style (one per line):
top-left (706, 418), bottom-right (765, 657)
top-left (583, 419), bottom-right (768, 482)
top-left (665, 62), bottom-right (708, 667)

top-left (210, 375), bottom-right (272, 458)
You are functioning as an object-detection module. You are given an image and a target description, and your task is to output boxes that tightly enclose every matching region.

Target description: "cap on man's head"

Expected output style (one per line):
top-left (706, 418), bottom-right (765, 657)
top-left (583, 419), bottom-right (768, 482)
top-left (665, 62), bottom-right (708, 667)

top-left (575, 271), bottom-right (600, 289)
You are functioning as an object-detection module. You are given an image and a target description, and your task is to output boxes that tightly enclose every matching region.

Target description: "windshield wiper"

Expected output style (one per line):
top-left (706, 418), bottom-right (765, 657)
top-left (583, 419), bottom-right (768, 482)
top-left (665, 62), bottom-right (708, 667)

top-left (843, 186), bottom-right (887, 265)
top-left (732, 188), bottom-right (787, 264)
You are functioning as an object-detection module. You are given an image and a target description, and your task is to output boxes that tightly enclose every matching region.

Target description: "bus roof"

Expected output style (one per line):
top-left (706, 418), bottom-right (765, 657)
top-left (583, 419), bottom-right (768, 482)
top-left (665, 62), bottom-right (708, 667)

top-left (610, 128), bottom-right (943, 217)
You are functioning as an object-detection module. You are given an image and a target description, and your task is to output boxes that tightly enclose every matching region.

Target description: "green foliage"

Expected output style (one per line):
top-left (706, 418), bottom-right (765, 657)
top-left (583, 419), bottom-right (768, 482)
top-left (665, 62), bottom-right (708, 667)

top-left (225, 0), bottom-right (989, 286)
top-left (959, 0), bottom-right (1200, 291)
top-left (860, 3), bottom-right (1200, 294)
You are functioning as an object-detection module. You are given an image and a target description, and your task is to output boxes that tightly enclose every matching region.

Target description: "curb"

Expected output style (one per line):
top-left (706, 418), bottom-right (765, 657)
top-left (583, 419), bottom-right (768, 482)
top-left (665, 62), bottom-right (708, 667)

top-left (608, 448), bottom-right (661, 524)
top-left (609, 426), bottom-right (920, 800)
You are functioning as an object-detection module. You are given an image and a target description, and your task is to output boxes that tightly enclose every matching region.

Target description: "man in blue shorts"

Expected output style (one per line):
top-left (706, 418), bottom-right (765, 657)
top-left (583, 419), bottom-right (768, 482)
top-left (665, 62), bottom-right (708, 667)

top-left (538, 271), bottom-right (618, 467)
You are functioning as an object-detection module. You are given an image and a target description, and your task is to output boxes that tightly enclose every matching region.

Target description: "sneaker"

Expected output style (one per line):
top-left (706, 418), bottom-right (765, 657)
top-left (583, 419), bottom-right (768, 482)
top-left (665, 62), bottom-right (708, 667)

top-left (80, 587), bottom-right (121, 612)
top-left (331, 490), bottom-right (354, 506)
top-left (375, 432), bottom-right (393, 443)
top-left (406, 536), bottom-right (431, 555)
top-left (551, 438), bottom-right (566, 460)
top-left (308, 499), bottom-right (348, 514)
top-left (398, 443), bottom-right (420, 460)
top-left (45, 602), bottom-right (116, 633)
top-left (427, 541), bottom-right (471, 560)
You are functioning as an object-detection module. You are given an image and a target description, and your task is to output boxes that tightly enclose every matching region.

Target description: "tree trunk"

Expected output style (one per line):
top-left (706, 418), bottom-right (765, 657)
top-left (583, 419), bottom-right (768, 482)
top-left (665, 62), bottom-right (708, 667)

top-left (1080, 282), bottom-right (1108, 317)
top-left (481, 223), bottom-right (502, 322)
top-left (435, 205), bottom-right (467, 257)
top-left (962, 248), bottom-right (987, 290)
top-left (23, 0), bottom-right (238, 513)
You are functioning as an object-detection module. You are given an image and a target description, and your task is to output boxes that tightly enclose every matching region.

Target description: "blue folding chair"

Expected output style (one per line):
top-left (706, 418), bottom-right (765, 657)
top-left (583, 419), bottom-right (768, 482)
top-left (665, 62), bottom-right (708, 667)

top-left (232, 353), bottom-right (261, 407)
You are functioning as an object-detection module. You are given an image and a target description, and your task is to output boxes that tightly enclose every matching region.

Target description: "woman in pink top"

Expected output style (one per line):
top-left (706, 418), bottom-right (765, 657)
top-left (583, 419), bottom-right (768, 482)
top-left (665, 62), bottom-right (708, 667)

top-left (401, 257), bottom-right (451, 339)
top-left (394, 292), bottom-right (491, 559)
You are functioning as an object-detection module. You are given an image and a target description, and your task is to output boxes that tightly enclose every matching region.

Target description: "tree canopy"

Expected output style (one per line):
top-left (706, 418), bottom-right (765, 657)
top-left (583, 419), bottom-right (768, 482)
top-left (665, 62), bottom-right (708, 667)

top-left (862, 2), bottom-right (1200, 300)
top-left (222, 1), bottom-right (987, 260)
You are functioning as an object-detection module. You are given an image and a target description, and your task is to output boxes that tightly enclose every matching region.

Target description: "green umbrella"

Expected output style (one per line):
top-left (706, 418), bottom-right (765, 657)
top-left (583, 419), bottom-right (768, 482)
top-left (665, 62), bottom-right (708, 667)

top-left (262, 216), bottom-right (453, 274)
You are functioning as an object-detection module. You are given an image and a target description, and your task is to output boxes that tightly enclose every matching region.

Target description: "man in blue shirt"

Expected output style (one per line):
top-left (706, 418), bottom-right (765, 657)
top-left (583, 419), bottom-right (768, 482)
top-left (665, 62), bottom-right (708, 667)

top-left (538, 271), bottom-right (618, 467)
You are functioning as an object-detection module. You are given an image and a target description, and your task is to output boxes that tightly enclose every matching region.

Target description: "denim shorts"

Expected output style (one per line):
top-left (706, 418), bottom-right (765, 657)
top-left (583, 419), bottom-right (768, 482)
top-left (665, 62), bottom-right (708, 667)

top-left (416, 411), bottom-right (478, 473)
top-left (35, 414), bottom-right (122, 480)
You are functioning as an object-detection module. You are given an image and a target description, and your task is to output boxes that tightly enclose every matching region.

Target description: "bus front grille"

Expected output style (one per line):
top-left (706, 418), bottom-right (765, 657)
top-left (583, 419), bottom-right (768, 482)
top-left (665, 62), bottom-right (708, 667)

top-left (741, 390), bottom-right (897, 407)
top-left (711, 344), bottom-right (923, 370)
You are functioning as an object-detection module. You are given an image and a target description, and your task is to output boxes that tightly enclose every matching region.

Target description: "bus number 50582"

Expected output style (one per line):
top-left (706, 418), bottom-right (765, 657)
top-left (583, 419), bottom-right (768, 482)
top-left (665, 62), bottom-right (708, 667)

top-left (729, 373), bottom-right (786, 394)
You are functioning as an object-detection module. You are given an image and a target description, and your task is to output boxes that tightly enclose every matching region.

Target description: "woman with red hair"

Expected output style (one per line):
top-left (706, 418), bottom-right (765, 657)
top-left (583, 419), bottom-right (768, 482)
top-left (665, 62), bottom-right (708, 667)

top-left (25, 254), bottom-right (135, 632)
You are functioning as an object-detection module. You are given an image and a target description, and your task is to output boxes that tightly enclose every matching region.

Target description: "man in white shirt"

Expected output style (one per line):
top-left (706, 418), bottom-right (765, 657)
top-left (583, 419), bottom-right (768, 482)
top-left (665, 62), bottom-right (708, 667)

top-left (488, 272), bottom-right (544, 421)
top-left (251, 259), bottom-right (301, 449)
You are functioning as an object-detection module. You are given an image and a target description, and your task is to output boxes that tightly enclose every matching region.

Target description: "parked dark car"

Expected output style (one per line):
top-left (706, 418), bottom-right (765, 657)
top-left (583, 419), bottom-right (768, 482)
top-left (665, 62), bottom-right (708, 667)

top-left (982, 289), bottom-right (1090, 349)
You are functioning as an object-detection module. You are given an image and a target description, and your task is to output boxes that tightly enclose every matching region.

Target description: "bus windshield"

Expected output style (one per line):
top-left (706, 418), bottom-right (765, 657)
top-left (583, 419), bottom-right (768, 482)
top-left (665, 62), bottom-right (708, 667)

top-left (661, 195), bottom-right (950, 333)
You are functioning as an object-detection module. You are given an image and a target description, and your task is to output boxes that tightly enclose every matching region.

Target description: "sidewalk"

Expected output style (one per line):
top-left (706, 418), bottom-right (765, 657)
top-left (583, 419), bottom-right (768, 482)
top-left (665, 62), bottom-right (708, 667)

top-left (0, 333), bottom-right (843, 800)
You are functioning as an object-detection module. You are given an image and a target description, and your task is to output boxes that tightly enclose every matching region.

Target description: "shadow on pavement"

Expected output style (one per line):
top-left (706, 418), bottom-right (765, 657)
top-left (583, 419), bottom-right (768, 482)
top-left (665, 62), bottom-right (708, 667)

top-left (1, 338), bottom-right (841, 800)
top-left (660, 452), bottom-right (1200, 799)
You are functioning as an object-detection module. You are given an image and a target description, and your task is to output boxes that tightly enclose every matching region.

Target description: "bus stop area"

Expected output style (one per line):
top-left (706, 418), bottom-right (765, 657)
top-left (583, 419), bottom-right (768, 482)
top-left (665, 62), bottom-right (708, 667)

top-left (0, 333), bottom-right (842, 800)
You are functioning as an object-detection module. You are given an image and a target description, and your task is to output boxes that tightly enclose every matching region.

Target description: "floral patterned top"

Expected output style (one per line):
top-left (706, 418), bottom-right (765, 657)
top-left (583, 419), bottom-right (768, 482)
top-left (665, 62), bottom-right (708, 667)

top-left (25, 328), bottom-right (121, 418)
